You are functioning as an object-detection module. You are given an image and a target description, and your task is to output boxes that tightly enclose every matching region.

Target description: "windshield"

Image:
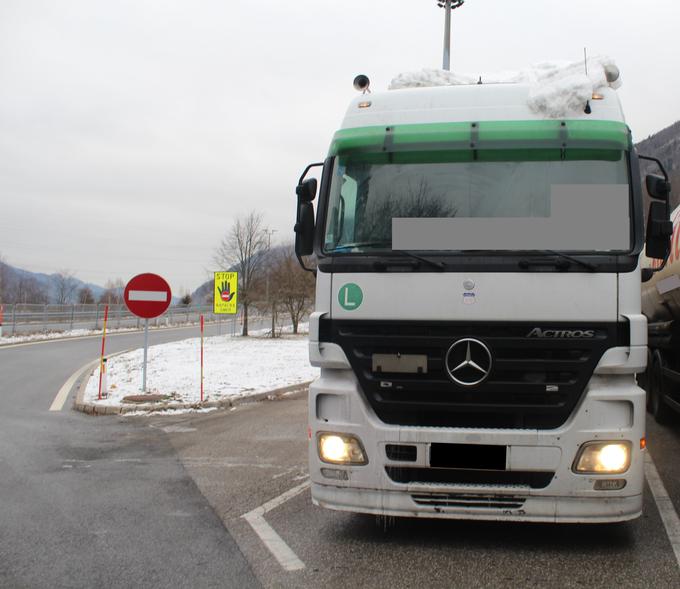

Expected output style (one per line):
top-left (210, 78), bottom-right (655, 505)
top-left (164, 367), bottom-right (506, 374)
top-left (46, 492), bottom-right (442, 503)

top-left (323, 153), bottom-right (630, 254)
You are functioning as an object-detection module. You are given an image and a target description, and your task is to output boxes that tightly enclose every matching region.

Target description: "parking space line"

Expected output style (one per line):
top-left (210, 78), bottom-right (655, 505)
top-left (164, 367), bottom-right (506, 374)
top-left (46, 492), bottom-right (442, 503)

top-left (242, 480), bottom-right (310, 572)
top-left (49, 358), bottom-right (99, 411)
top-left (645, 454), bottom-right (680, 568)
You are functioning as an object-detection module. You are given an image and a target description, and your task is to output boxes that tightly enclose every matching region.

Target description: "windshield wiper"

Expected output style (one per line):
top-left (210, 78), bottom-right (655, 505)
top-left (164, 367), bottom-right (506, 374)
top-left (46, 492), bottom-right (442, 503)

top-left (328, 242), bottom-right (445, 271)
top-left (390, 250), bottom-right (445, 271)
top-left (327, 241), bottom-right (391, 252)
top-left (519, 250), bottom-right (598, 272)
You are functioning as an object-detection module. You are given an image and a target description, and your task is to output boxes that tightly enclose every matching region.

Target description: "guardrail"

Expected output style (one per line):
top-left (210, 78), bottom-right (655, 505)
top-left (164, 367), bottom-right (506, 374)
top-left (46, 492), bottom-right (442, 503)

top-left (0, 303), bottom-right (283, 337)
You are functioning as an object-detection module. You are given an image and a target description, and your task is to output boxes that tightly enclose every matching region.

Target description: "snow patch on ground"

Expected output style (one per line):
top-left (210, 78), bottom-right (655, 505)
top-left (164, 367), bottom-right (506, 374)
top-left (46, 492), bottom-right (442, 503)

top-left (84, 333), bottom-right (318, 408)
top-left (389, 56), bottom-right (621, 117)
top-left (126, 407), bottom-right (219, 417)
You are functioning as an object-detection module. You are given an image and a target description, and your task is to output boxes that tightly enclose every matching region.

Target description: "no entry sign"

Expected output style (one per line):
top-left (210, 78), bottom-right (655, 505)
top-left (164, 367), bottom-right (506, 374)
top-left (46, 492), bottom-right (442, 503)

top-left (124, 273), bottom-right (172, 319)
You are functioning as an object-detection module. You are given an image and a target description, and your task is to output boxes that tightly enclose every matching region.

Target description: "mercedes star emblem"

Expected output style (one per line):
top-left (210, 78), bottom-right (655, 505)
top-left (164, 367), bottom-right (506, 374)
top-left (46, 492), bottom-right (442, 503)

top-left (445, 338), bottom-right (492, 387)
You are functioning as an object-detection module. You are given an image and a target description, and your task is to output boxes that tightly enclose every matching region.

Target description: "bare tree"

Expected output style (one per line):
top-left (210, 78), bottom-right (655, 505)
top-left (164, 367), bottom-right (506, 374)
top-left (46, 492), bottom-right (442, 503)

top-left (252, 250), bottom-right (281, 338)
top-left (78, 286), bottom-right (95, 304)
top-left (13, 276), bottom-right (48, 304)
top-left (270, 243), bottom-right (315, 334)
top-left (53, 270), bottom-right (79, 304)
top-left (98, 278), bottom-right (125, 305)
top-left (214, 211), bottom-right (268, 336)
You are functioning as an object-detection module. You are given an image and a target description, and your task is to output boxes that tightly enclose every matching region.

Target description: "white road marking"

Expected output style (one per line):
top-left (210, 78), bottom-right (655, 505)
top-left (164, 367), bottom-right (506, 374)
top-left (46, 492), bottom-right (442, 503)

top-left (49, 358), bottom-right (100, 411)
top-left (242, 481), bottom-right (310, 572)
top-left (128, 290), bottom-right (168, 302)
top-left (645, 454), bottom-right (680, 568)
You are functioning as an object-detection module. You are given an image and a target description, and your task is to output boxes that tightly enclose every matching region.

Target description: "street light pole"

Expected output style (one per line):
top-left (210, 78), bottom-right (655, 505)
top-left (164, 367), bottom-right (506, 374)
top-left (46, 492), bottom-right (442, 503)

top-left (437, 0), bottom-right (465, 71)
top-left (443, 0), bottom-right (451, 70)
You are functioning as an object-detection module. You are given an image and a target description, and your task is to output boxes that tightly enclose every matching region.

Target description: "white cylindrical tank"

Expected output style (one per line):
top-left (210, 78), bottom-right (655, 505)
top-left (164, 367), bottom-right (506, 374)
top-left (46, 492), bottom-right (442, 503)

top-left (641, 204), bottom-right (680, 322)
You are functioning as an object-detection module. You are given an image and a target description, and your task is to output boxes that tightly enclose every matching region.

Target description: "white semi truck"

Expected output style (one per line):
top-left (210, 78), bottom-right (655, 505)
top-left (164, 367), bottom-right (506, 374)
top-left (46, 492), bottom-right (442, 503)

top-left (643, 203), bottom-right (680, 423)
top-left (294, 75), bottom-right (673, 522)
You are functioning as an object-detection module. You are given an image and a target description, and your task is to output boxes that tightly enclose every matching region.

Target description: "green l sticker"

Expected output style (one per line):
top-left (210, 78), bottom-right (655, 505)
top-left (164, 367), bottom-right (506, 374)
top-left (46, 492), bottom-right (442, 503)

top-left (338, 283), bottom-right (363, 310)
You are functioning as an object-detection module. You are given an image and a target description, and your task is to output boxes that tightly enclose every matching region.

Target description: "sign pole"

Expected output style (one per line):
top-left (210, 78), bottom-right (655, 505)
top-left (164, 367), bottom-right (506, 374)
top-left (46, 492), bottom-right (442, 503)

top-left (143, 318), bottom-right (149, 392)
top-left (123, 273), bottom-right (172, 395)
top-left (200, 314), bottom-right (204, 402)
top-left (98, 305), bottom-right (109, 401)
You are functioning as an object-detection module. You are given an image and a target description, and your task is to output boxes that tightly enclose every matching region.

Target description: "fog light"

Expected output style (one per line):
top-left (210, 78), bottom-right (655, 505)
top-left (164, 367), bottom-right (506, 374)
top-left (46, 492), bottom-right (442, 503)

top-left (318, 433), bottom-right (368, 465)
top-left (320, 468), bottom-right (349, 480)
top-left (594, 479), bottom-right (627, 491)
top-left (573, 441), bottom-right (631, 474)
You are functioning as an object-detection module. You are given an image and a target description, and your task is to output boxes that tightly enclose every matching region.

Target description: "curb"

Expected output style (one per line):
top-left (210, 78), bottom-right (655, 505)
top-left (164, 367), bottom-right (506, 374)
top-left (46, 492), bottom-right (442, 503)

top-left (74, 367), bottom-right (311, 416)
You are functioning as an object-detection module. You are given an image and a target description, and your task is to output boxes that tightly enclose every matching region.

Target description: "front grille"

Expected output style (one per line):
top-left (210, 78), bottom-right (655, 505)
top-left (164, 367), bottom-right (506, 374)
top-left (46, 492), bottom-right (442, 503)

top-left (411, 493), bottom-right (527, 510)
top-left (386, 467), bottom-right (554, 489)
top-left (321, 320), bottom-right (624, 429)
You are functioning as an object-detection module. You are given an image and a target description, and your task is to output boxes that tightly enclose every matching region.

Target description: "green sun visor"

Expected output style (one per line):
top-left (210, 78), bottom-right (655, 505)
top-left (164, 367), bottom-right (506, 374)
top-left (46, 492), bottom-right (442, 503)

top-left (328, 120), bottom-right (631, 163)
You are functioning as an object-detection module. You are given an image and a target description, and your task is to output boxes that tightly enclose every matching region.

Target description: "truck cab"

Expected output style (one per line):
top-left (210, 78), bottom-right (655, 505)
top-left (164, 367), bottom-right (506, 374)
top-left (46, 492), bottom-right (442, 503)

top-left (295, 81), bottom-right (668, 522)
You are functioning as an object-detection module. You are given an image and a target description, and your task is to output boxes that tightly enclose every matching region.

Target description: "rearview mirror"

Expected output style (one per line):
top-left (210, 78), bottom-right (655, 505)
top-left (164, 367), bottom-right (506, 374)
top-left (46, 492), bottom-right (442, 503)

top-left (295, 201), bottom-right (315, 256)
top-left (296, 178), bottom-right (317, 203)
top-left (645, 200), bottom-right (673, 260)
top-left (646, 174), bottom-right (671, 201)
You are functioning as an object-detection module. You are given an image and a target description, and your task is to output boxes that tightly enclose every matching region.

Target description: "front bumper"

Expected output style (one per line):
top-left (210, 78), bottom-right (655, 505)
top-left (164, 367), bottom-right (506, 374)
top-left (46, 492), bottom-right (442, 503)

top-left (309, 369), bottom-right (645, 523)
top-left (312, 484), bottom-right (642, 523)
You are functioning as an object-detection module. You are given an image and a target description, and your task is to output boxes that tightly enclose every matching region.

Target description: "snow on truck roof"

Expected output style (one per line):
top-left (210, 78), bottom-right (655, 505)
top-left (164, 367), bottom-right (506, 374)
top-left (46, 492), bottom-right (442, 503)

top-left (341, 56), bottom-right (625, 130)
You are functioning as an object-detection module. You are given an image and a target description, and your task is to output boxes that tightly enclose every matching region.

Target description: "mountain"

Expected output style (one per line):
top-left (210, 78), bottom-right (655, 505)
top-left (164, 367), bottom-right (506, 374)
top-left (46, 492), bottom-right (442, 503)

top-left (0, 262), bottom-right (106, 304)
top-left (636, 120), bottom-right (680, 212)
top-left (191, 279), bottom-right (214, 305)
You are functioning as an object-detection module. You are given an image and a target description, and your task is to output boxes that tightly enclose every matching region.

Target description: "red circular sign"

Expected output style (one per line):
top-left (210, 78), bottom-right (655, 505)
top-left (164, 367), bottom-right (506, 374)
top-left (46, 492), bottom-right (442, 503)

top-left (124, 273), bottom-right (172, 319)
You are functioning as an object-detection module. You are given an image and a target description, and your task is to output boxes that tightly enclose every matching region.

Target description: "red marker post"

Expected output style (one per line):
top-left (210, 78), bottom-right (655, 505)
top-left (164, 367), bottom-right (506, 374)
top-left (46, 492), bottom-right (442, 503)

top-left (98, 305), bottom-right (109, 401)
top-left (200, 314), bottom-right (204, 402)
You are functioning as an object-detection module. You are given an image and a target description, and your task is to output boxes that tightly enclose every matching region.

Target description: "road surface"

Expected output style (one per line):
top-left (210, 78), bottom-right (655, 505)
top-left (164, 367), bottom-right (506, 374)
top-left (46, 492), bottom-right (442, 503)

top-left (0, 325), bottom-right (260, 588)
top-left (2, 328), bottom-right (680, 588)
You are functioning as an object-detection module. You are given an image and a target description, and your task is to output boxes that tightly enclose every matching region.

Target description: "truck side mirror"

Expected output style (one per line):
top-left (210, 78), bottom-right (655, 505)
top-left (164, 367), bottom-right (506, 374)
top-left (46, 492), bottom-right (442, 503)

top-left (294, 178), bottom-right (317, 257)
top-left (639, 156), bottom-right (673, 282)
top-left (646, 174), bottom-right (671, 201)
top-left (645, 200), bottom-right (673, 260)
top-left (293, 163), bottom-right (324, 274)
top-left (295, 201), bottom-right (315, 256)
top-left (296, 178), bottom-right (317, 202)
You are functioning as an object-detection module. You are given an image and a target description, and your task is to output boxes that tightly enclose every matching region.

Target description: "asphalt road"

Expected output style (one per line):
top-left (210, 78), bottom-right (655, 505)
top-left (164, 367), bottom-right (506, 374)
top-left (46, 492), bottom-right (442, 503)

top-left (2, 328), bottom-right (680, 588)
top-left (0, 325), bottom-right (261, 589)
top-left (156, 395), bottom-right (680, 589)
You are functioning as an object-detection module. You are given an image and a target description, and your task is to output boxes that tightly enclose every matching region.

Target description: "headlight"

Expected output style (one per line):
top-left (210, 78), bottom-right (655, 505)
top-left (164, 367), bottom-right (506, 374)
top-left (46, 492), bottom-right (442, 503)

top-left (572, 441), bottom-right (632, 474)
top-left (318, 433), bottom-right (368, 465)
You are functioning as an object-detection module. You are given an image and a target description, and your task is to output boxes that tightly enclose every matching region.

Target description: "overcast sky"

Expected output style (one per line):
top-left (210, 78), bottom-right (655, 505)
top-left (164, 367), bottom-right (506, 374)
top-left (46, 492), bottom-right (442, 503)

top-left (1, 0), bottom-right (679, 294)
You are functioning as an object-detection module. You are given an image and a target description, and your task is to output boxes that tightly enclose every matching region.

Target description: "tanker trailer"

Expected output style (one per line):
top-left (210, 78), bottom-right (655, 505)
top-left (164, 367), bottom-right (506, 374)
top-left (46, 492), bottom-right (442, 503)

top-left (642, 203), bottom-right (680, 423)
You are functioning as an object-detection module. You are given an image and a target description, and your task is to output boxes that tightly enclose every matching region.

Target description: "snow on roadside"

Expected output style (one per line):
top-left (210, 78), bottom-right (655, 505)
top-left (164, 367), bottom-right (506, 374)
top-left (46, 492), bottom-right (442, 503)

top-left (389, 56), bottom-right (621, 117)
top-left (84, 333), bottom-right (318, 408)
top-left (0, 326), bottom-right (138, 345)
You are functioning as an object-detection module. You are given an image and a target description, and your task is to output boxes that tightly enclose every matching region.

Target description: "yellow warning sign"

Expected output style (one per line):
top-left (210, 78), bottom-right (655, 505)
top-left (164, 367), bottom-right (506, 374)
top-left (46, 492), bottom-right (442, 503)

top-left (213, 271), bottom-right (238, 314)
